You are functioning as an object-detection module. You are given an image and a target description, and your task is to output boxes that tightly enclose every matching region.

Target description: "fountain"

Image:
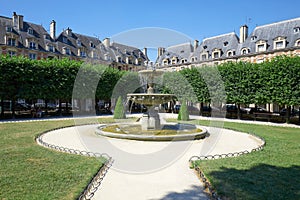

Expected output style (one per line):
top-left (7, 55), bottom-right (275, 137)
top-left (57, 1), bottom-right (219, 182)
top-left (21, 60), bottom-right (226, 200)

top-left (127, 69), bottom-right (175, 130)
top-left (95, 68), bottom-right (207, 141)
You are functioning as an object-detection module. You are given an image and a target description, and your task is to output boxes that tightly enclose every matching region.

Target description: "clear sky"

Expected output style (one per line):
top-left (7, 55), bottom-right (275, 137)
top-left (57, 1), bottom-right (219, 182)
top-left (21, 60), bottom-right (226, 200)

top-left (1, 0), bottom-right (300, 60)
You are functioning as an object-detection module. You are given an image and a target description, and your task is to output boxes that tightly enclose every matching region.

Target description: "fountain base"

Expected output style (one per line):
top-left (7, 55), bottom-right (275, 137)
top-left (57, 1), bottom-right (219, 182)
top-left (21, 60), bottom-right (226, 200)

top-left (141, 112), bottom-right (161, 130)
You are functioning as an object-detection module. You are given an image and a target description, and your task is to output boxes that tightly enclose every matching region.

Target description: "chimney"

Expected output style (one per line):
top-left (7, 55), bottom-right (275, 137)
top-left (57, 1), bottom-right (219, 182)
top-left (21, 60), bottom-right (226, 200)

top-left (193, 40), bottom-right (199, 52)
top-left (12, 12), bottom-right (23, 30)
top-left (103, 38), bottom-right (110, 48)
top-left (239, 25), bottom-right (248, 43)
top-left (50, 20), bottom-right (56, 39)
top-left (157, 47), bottom-right (165, 57)
top-left (66, 27), bottom-right (72, 36)
top-left (142, 47), bottom-right (147, 58)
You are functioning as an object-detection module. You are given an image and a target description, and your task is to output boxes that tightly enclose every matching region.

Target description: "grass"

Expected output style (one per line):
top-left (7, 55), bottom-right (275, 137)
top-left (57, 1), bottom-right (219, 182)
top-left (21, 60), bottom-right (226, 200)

top-left (0, 118), bottom-right (112, 200)
top-left (188, 120), bottom-right (300, 200)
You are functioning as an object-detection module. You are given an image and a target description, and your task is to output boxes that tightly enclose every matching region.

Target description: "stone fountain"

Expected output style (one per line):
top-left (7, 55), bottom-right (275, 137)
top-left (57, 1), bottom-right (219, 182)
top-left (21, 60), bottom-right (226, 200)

top-left (127, 69), bottom-right (175, 130)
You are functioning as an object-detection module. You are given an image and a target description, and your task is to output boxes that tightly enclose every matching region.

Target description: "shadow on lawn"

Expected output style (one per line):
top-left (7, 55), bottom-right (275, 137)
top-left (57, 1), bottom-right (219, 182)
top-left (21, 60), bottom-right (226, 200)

top-left (207, 164), bottom-right (300, 200)
top-left (149, 185), bottom-right (209, 200)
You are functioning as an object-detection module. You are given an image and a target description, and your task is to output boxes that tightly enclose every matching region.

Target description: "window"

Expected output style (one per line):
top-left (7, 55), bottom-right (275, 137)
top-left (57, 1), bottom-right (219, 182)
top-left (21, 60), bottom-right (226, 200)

top-left (6, 26), bottom-right (13, 32)
top-left (203, 45), bottom-right (207, 49)
top-left (80, 51), bottom-right (86, 57)
top-left (241, 48), bottom-right (249, 55)
top-left (251, 36), bottom-right (257, 41)
top-left (180, 50), bottom-right (184, 53)
top-left (273, 37), bottom-right (286, 50)
top-left (29, 53), bottom-right (37, 60)
top-left (7, 38), bottom-right (16, 46)
top-left (256, 40), bottom-right (267, 52)
top-left (227, 50), bottom-right (235, 57)
top-left (8, 51), bottom-right (16, 57)
top-left (163, 59), bottom-right (169, 66)
top-left (191, 57), bottom-right (197, 62)
top-left (28, 28), bottom-right (34, 35)
top-left (181, 59), bottom-right (187, 63)
top-left (212, 49), bottom-right (221, 59)
top-left (47, 45), bottom-right (54, 52)
top-left (257, 44), bottom-right (265, 51)
top-left (201, 54), bottom-right (207, 60)
top-left (63, 47), bottom-right (71, 55)
top-left (224, 41), bottom-right (228, 46)
top-left (77, 40), bottom-right (81, 46)
top-left (90, 42), bottom-right (95, 48)
top-left (294, 27), bottom-right (300, 33)
top-left (29, 42), bottom-right (36, 49)
top-left (275, 41), bottom-right (284, 49)
top-left (44, 35), bottom-right (51, 40)
top-left (117, 57), bottom-right (122, 63)
top-left (62, 37), bottom-right (68, 43)
top-left (295, 39), bottom-right (300, 47)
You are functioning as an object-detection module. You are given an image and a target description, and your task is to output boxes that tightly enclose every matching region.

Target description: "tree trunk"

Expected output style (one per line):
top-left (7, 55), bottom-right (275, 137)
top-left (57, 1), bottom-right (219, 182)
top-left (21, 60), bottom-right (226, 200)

top-left (200, 102), bottom-right (203, 116)
top-left (0, 98), bottom-right (4, 119)
top-left (237, 104), bottom-right (241, 119)
top-left (11, 98), bottom-right (15, 119)
top-left (286, 105), bottom-right (291, 124)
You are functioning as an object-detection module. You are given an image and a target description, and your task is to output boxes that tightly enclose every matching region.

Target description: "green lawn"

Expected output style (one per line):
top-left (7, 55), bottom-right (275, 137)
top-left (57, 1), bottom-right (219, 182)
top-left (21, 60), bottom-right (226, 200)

top-left (0, 119), bottom-right (112, 200)
top-left (192, 120), bottom-right (300, 200)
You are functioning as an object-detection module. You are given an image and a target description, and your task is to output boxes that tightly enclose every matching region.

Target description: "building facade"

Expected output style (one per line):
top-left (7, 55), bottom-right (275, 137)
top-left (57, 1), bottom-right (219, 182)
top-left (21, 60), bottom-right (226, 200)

top-left (155, 17), bottom-right (300, 71)
top-left (0, 12), bottom-right (149, 71)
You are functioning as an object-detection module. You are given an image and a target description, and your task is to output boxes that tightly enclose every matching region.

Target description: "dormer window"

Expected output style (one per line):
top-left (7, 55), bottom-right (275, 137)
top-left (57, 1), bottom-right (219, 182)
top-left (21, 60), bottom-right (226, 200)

top-left (29, 42), bottom-right (36, 49)
top-left (44, 35), bottom-right (51, 40)
top-left (295, 39), bottom-right (300, 47)
top-left (171, 57), bottom-right (178, 65)
top-left (201, 52), bottom-right (208, 60)
top-left (251, 36), bottom-right (257, 41)
top-left (47, 44), bottom-right (55, 52)
top-left (63, 47), bottom-right (71, 55)
top-left (163, 58), bottom-right (169, 66)
top-left (181, 59), bottom-right (187, 63)
top-left (28, 28), bottom-right (34, 35)
top-left (6, 26), bottom-right (13, 32)
top-left (241, 48), bottom-right (250, 55)
top-left (256, 40), bottom-right (267, 52)
top-left (117, 56), bottom-right (122, 63)
top-left (191, 57), bottom-right (197, 62)
top-left (7, 38), bottom-right (16, 46)
top-left (294, 27), bottom-right (300, 33)
top-left (212, 49), bottom-right (221, 59)
top-left (90, 42), bottom-right (95, 48)
top-left (227, 50), bottom-right (235, 57)
top-left (273, 36), bottom-right (286, 50)
top-left (62, 37), bottom-right (68, 44)
top-left (77, 39), bottom-right (81, 47)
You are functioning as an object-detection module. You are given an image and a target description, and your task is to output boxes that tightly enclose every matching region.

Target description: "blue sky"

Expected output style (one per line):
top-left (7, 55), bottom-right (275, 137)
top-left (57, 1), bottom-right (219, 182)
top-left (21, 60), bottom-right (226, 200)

top-left (1, 0), bottom-right (300, 60)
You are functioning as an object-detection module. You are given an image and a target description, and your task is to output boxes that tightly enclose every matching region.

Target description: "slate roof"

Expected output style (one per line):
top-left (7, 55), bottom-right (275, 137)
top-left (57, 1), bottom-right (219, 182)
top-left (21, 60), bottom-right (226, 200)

top-left (0, 13), bottom-right (148, 66)
top-left (192, 32), bottom-right (239, 60)
top-left (156, 42), bottom-right (193, 65)
top-left (238, 17), bottom-right (300, 55)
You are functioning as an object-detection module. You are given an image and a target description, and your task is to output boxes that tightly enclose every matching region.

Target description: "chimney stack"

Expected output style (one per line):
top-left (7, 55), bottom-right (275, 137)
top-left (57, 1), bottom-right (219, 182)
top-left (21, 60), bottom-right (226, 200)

top-left (103, 38), bottom-right (110, 48)
top-left (157, 47), bottom-right (165, 57)
top-left (12, 12), bottom-right (23, 31)
top-left (142, 47), bottom-right (147, 58)
top-left (194, 39), bottom-right (199, 52)
top-left (239, 25), bottom-right (248, 43)
top-left (50, 20), bottom-right (56, 39)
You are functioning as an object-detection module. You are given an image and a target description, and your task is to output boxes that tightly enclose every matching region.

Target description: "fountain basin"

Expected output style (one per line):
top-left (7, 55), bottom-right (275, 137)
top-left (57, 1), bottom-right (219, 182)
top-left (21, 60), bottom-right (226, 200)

top-left (127, 93), bottom-right (175, 106)
top-left (95, 123), bottom-right (207, 141)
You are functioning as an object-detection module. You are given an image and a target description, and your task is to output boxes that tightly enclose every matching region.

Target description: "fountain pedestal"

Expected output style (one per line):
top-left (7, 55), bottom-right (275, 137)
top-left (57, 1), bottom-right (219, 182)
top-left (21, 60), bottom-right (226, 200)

top-left (141, 107), bottom-right (160, 130)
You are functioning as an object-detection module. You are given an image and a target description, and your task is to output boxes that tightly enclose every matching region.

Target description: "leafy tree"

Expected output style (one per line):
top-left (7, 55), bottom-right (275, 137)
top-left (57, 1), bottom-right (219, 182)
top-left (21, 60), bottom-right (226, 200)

top-left (113, 96), bottom-right (126, 119)
top-left (178, 99), bottom-right (189, 121)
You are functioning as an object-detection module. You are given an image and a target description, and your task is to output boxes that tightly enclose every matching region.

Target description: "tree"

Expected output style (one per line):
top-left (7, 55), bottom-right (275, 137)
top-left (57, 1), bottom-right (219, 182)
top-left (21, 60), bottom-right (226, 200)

top-left (178, 99), bottom-right (189, 121)
top-left (113, 96), bottom-right (126, 119)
